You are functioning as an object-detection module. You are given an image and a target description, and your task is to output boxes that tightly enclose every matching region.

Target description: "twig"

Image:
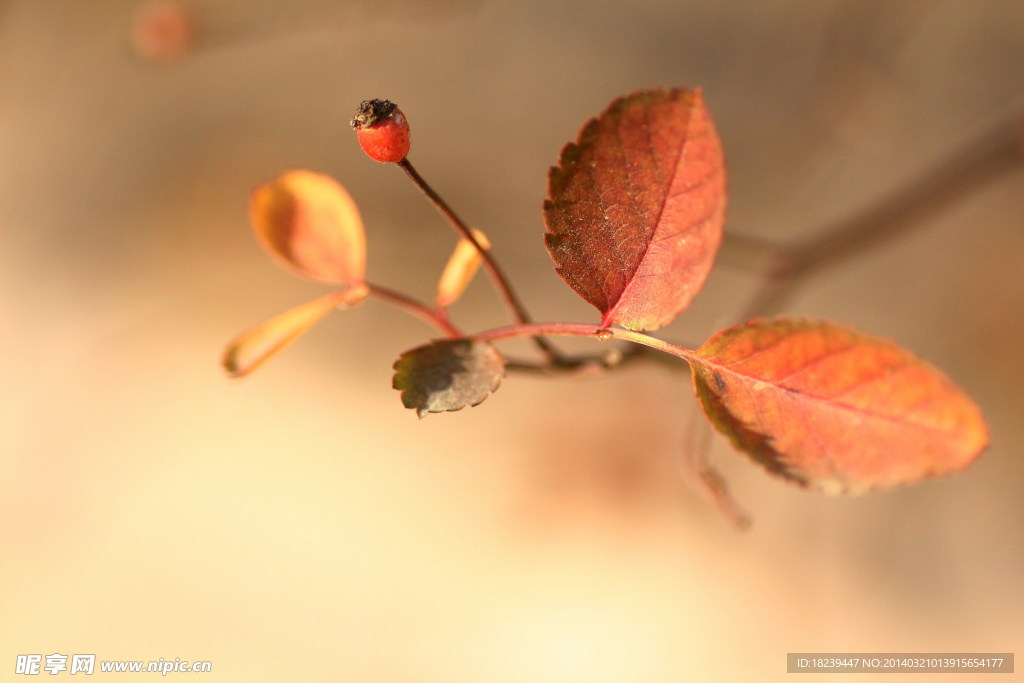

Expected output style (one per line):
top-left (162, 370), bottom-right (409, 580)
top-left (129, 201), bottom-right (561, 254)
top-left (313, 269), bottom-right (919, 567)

top-left (366, 282), bottom-right (463, 339)
top-left (397, 158), bottom-right (564, 363)
top-left (718, 112), bottom-right (1024, 319)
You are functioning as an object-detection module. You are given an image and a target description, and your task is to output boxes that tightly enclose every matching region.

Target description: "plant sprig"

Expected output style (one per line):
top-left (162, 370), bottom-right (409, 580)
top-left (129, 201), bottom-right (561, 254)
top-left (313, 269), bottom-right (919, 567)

top-left (224, 89), bottom-right (989, 526)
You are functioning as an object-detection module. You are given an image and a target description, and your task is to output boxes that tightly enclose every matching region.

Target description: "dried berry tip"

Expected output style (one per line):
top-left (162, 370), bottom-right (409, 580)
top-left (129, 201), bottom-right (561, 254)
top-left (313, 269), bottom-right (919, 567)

top-left (350, 99), bottom-right (399, 130)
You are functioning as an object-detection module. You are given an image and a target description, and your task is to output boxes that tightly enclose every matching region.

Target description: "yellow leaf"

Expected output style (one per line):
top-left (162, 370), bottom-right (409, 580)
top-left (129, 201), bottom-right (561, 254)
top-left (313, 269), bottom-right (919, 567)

top-left (222, 285), bottom-right (368, 378)
top-left (250, 170), bottom-right (366, 286)
top-left (435, 229), bottom-right (491, 308)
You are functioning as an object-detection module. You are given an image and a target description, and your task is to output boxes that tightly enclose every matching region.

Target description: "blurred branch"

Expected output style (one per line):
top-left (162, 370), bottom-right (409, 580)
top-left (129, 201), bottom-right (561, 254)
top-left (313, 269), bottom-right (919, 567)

top-left (719, 111), bottom-right (1024, 319)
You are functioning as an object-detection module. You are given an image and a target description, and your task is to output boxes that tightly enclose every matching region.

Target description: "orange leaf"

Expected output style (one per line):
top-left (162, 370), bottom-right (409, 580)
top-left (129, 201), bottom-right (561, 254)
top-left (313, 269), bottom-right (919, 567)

top-left (690, 318), bottom-right (988, 494)
top-left (544, 88), bottom-right (726, 331)
top-left (250, 170), bottom-right (366, 286)
top-left (435, 229), bottom-right (491, 309)
top-left (222, 285), bottom-right (368, 378)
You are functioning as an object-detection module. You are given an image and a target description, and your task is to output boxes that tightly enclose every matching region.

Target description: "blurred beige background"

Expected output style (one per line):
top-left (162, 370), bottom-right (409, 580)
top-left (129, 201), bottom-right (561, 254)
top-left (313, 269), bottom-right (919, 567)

top-left (2, 1), bottom-right (1022, 680)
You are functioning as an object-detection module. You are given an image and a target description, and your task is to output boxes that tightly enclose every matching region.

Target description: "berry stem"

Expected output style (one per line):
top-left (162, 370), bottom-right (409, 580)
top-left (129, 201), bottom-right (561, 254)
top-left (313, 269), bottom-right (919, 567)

top-left (366, 282), bottom-right (463, 339)
top-left (396, 158), bottom-right (563, 363)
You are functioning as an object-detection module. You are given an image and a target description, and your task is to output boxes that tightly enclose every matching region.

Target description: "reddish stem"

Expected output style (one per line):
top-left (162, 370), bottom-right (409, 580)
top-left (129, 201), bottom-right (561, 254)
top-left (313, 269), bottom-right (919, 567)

top-left (396, 158), bottom-right (563, 363)
top-left (472, 322), bottom-right (698, 364)
top-left (366, 286), bottom-right (639, 373)
top-left (366, 282), bottom-right (462, 339)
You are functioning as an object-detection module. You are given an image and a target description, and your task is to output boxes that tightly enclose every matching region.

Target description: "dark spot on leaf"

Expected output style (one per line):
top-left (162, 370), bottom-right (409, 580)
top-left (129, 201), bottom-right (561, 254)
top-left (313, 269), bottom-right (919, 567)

top-left (711, 370), bottom-right (727, 392)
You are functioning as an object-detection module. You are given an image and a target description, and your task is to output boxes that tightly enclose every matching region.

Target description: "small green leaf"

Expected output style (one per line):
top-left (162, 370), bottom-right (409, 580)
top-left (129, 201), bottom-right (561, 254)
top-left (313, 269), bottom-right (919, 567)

top-left (393, 339), bottom-right (506, 417)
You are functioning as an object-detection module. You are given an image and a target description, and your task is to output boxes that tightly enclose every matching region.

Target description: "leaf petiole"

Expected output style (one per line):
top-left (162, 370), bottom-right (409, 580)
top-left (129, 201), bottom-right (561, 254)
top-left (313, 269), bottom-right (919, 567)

top-left (367, 286), bottom-right (635, 373)
top-left (366, 282), bottom-right (463, 339)
top-left (472, 322), bottom-right (698, 365)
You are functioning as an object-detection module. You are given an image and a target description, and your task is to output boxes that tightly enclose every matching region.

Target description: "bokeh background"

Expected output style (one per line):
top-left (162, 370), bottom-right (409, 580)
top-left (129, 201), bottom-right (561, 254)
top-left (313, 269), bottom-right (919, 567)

top-left (2, 1), bottom-right (1022, 680)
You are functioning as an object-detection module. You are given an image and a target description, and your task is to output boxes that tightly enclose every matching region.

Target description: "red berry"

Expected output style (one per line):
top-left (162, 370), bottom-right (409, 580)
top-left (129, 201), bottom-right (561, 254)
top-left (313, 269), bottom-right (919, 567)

top-left (350, 99), bottom-right (411, 163)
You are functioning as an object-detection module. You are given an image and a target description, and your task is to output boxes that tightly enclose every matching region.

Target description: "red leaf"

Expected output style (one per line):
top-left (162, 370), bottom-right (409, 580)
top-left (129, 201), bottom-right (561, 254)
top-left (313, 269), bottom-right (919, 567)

top-left (544, 87), bottom-right (726, 331)
top-left (393, 339), bottom-right (506, 417)
top-left (690, 318), bottom-right (988, 494)
top-left (132, 1), bottom-right (197, 63)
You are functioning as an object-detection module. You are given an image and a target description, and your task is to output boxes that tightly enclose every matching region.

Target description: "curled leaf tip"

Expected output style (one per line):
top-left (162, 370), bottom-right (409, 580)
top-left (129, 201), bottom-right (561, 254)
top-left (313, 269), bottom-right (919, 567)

top-left (436, 229), bottom-right (491, 309)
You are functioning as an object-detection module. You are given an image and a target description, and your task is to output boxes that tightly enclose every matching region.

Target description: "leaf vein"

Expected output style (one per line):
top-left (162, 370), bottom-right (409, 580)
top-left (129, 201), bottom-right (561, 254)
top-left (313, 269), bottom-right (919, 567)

top-left (708, 361), bottom-right (952, 436)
